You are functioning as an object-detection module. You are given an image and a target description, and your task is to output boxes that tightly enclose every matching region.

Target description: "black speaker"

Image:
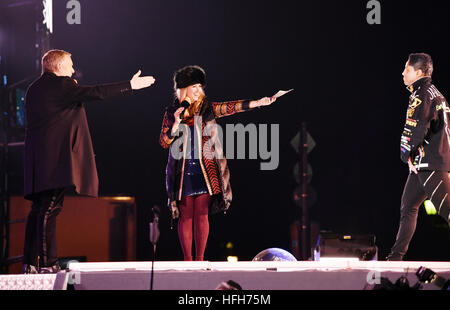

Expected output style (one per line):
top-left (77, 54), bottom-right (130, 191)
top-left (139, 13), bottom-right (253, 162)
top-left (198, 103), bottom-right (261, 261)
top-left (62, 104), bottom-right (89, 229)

top-left (314, 232), bottom-right (378, 261)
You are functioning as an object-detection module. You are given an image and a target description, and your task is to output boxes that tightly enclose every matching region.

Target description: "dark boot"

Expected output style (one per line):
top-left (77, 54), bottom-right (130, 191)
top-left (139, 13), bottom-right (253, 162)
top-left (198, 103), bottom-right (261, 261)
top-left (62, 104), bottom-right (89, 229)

top-left (22, 264), bottom-right (38, 274)
top-left (39, 262), bottom-right (62, 274)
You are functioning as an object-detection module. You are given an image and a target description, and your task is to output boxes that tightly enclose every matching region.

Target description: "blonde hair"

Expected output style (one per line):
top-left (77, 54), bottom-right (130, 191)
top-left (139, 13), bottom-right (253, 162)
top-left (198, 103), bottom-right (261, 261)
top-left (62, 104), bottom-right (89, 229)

top-left (175, 86), bottom-right (205, 120)
top-left (41, 49), bottom-right (71, 74)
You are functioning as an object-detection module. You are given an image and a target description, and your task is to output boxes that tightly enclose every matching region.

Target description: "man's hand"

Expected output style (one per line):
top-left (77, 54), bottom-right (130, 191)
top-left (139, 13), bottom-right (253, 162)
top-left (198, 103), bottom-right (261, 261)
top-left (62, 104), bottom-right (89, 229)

top-left (130, 70), bottom-right (156, 90)
top-left (408, 158), bottom-right (418, 174)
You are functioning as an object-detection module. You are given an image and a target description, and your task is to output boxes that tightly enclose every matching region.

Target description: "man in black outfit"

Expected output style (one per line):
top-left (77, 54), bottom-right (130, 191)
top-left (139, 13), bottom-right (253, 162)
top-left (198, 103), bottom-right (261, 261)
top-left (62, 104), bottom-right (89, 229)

top-left (22, 49), bottom-right (155, 273)
top-left (387, 53), bottom-right (450, 261)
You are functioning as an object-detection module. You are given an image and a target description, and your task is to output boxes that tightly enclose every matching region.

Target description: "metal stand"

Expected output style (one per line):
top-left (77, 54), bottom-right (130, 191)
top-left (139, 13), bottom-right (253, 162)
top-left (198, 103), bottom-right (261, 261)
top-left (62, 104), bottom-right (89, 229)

top-left (300, 122), bottom-right (311, 260)
top-left (149, 205), bottom-right (160, 290)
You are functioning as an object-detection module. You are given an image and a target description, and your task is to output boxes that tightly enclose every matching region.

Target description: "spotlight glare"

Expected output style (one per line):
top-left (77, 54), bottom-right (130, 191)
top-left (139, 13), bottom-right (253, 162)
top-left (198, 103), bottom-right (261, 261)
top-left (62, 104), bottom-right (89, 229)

top-left (42, 0), bottom-right (53, 33)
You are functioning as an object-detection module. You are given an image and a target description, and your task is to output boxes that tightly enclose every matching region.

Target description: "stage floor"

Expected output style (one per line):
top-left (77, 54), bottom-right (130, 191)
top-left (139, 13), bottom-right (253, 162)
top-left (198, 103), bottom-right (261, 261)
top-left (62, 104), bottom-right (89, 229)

top-left (1, 260), bottom-right (449, 290)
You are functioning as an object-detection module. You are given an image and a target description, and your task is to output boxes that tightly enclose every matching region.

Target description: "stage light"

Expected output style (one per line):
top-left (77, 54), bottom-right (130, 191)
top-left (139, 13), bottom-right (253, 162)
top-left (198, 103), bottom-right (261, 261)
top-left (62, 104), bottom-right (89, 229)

top-left (103, 196), bottom-right (134, 202)
top-left (42, 0), bottom-right (53, 33)
top-left (423, 200), bottom-right (437, 215)
top-left (368, 266), bottom-right (449, 290)
top-left (416, 266), bottom-right (449, 290)
top-left (227, 256), bottom-right (238, 262)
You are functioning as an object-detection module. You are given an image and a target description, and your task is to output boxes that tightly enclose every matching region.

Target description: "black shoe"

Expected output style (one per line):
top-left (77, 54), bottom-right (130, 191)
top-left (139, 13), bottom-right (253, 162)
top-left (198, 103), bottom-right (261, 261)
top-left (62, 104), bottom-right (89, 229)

top-left (386, 253), bottom-right (403, 261)
top-left (22, 264), bottom-right (38, 274)
top-left (39, 263), bottom-right (62, 274)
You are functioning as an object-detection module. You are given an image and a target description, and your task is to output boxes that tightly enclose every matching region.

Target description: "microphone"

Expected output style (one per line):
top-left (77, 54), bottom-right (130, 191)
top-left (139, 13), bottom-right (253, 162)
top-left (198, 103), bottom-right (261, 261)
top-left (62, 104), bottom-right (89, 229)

top-left (149, 205), bottom-right (160, 245)
top-left (179, 100), bottom-right (190, 120)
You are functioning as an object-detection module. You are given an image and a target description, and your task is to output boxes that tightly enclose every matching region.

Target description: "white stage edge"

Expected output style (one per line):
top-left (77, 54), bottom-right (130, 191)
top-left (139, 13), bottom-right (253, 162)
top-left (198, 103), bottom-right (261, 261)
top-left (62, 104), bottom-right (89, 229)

top-left (66, 260), bottom-right (450, 273)
top-left (1, 260), bottom-right (449, 290)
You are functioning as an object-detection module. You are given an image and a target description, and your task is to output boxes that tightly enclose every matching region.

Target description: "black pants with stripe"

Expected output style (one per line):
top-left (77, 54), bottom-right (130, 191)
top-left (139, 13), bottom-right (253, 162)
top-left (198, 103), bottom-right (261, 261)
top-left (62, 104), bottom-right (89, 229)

top-left (23, 188), bottom-right (66, 268)
top-left (389, 171), bottom-right (450, 259)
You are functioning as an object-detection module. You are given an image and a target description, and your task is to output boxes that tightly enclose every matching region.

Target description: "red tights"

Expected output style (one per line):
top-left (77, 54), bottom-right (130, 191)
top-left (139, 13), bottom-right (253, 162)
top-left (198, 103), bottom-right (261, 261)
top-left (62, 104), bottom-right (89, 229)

top-left (178, 194), bottom-right (210, 261)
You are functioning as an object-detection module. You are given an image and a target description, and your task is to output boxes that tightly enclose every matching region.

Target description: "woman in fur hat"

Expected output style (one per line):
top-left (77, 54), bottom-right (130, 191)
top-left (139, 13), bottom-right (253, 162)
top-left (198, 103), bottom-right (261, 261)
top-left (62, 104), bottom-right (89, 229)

top-left (159, 65), bottom-right (275, 261)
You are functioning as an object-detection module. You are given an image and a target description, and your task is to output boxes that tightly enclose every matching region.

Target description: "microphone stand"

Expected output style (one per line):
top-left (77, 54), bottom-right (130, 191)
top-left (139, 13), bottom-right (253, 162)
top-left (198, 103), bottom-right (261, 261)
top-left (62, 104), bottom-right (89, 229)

top-left (150, 243), bottom-right (156, 290)
top-left (149, 206), bottom-right (160, 291)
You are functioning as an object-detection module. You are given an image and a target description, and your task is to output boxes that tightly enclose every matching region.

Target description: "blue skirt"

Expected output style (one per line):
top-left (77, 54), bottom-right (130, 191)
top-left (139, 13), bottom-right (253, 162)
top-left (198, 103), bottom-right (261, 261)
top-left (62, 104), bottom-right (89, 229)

top-left (182, 126), bottom-right (208, 197)
top-left (182, 159), bottom-right (208, 197)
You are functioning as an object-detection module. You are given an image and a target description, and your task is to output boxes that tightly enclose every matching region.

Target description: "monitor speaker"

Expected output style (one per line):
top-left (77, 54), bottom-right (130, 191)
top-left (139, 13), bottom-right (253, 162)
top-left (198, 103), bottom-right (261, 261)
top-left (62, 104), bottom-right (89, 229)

top-left (314, 232), bottom-right (378, 261)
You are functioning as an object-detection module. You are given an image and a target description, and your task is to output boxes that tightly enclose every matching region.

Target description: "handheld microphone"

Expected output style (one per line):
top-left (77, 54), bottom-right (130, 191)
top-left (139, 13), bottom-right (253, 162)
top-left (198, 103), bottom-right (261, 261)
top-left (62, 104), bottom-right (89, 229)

top-left (179, 100), bottom-right (190, 120)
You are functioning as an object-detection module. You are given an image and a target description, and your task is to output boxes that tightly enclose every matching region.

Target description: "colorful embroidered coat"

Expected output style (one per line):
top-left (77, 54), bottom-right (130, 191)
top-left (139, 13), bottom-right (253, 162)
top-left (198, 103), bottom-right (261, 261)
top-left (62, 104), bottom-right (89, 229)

top-left (159, 98), bottom-right (252, 214)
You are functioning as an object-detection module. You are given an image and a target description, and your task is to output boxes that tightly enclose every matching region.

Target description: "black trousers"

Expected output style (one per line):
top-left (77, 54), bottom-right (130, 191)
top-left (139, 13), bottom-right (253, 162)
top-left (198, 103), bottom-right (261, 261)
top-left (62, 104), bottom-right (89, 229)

top-left (389, 171), bottom-right (450, 259)
top-left (23, 188), bottom-right (66, 267)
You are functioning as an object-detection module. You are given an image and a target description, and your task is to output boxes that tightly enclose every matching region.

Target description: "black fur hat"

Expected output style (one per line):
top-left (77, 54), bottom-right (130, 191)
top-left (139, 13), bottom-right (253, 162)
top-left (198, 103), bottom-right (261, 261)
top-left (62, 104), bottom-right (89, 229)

top-left (173, 65), bottom-right (206, 89)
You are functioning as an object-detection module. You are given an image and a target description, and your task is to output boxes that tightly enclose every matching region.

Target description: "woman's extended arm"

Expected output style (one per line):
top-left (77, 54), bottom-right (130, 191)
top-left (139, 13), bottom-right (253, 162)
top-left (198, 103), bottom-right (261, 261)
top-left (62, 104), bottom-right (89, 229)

top-left (212, 97), bottom-right (275, 118)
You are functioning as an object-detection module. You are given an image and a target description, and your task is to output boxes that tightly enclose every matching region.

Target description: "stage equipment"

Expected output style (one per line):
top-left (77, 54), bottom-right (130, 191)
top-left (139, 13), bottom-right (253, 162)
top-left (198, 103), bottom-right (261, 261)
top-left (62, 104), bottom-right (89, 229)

top-left (416, 266), bottom-right (449, 290)
top-left (252, 248), bottom-right (297, 262)
top-left (314, 232), bottom-right (378, 261)
top-left (8, 195), bottom-right (136, 274)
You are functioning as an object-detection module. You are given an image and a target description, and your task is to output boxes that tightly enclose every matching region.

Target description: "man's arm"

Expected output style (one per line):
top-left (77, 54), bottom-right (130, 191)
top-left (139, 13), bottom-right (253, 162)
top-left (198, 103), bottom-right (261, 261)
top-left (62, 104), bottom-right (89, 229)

top-left (62, 78), bottom-right (132, 103)
top-left (62, 70), bottom-right (155, 104)
top-left (400, 91), bottom-right (432, 165)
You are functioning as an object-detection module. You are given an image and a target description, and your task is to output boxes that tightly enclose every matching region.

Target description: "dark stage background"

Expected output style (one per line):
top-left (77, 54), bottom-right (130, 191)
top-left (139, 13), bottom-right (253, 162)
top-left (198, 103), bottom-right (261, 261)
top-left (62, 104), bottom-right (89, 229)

top-left (1, 0), bottom-right (449, 262)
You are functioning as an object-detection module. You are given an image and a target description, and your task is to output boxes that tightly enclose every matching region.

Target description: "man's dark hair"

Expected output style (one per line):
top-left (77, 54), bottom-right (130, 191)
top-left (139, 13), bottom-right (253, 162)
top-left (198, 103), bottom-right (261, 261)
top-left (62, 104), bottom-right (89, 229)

top-left (408, 53), bottom-right (433, 76)
top-left (226, 280), bottom-right (242, 290)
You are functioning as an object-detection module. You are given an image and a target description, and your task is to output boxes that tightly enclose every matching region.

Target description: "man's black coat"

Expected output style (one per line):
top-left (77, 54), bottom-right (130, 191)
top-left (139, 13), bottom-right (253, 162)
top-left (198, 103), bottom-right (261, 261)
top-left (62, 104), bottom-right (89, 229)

top-left (24, 71), bottom-right (132, 200)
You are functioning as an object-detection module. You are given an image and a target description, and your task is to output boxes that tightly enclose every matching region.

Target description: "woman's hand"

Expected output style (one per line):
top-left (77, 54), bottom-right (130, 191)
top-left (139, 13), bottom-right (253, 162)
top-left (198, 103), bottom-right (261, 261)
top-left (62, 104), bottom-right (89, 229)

top-left (171, 107), bottom-right (185, 136)
top-left (174, 107), bottom-right (185, 123)
top-left (250, 96), bottom-right (276, 108)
